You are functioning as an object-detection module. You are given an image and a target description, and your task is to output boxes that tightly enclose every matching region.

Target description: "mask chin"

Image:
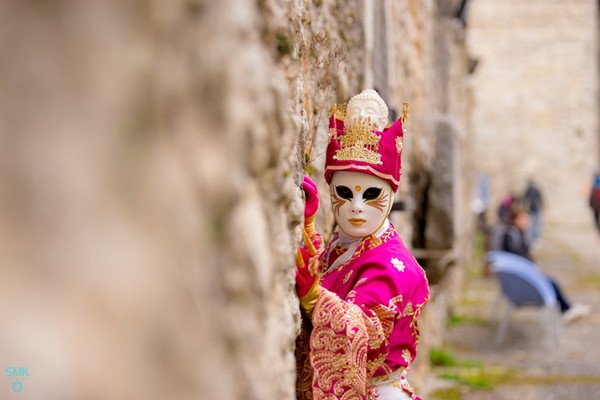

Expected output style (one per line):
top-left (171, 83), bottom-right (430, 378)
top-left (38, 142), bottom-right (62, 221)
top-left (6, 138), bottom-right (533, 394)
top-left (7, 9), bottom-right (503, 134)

top-left (330, 171), bottom-right (393, 238)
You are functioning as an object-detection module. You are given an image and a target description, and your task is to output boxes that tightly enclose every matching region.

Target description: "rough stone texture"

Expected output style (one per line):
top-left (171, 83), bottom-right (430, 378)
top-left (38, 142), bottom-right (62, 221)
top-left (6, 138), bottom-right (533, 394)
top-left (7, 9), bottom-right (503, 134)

top-left (468, 0), bottom-right (599, 226)
top-left (0, 1), bottom-right (473, 399)
top-left (275, 0), bottom-right (367, 240)
top-left (0, 1), bottom-right (301, 399)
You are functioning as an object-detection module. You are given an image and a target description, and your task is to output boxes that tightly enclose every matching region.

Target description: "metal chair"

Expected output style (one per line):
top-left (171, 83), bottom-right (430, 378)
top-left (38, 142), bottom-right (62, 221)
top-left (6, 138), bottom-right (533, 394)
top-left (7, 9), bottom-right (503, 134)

top-left (486, 251), bottom-right (561, 346)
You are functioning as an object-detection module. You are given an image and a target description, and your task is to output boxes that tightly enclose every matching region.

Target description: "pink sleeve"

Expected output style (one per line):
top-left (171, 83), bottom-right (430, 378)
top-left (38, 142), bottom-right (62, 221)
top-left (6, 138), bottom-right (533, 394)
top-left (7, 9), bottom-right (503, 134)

top-left (307, 260), bottom-right (429, 399)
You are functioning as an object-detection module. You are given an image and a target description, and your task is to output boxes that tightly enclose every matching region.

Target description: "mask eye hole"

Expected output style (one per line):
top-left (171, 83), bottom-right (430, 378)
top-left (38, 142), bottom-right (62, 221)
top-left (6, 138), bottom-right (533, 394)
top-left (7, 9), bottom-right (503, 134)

top-left (363, 187), bottom-right (382, 201)
top-left (335, 185), bottom-right (353, 200)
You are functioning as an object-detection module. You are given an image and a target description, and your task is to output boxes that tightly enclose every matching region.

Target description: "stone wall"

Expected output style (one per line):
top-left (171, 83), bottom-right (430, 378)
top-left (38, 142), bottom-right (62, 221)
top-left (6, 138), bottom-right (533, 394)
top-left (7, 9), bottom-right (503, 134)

top-left (0, 0), bottom-right (367, 398)
top-left (0, 0), bottom-right (473, 399)
top-left (0, 1), bottom-right (304, 399)
top-left (468, 0), bottom-right (599, 226)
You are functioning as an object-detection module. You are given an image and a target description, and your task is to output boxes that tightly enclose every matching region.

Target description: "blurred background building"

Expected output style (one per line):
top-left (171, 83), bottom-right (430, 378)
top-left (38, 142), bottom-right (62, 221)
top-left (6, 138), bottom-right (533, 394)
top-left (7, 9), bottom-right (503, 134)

top-left (469, 0), bottom-right (599, 226)
top-left (0, 0), bottom-right (597, 399)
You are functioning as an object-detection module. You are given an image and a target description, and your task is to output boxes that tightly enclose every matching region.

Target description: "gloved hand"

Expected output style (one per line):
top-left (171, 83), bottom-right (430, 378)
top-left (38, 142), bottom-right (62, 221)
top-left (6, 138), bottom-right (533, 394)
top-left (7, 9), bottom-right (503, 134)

top-left (302, 175), bottom-right (319, 222)
top-left (302, 175), bottom-right (323, 249)
top-left (295, 228), bottom-right (321, 316)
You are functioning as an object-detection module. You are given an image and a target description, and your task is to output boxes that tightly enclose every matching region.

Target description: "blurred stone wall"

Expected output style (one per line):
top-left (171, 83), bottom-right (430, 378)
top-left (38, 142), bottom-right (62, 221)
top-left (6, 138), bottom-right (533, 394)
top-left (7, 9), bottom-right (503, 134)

top-left (388, 0), bottom-right (473, 260)
top-left (0, 0), bottom-right (363, 399)
top-left (468, 0), bottom-right (599, 226)
top-left (0, 0), bottom-right (473, 399)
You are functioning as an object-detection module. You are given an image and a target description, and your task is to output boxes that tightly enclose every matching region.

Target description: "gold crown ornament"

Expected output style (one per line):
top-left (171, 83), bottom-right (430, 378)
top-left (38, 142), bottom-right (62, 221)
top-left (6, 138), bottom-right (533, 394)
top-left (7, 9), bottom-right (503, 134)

top-left (333, 116), bottom-right (382, 165)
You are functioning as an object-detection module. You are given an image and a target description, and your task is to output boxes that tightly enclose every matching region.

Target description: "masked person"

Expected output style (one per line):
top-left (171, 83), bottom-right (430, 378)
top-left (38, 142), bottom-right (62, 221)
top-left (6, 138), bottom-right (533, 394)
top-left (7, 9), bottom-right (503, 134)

top-left (295, 89), bottom-right (430, 400)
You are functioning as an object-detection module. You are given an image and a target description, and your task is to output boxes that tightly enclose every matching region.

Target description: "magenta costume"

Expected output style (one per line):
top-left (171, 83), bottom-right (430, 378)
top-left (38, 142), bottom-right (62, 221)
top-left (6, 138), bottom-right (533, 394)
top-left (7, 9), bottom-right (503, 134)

top-left (296, 223), bottom-right (429, 399)
top-left (295, 93), bottom-right (429, 399)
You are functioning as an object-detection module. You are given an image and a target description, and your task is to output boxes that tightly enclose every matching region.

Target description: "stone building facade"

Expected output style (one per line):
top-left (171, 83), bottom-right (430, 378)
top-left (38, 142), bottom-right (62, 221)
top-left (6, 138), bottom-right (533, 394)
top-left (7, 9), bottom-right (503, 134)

top-left (0, 1), bottom-right (472, 399)
top-left (468, 0), bottom-right (599, 226)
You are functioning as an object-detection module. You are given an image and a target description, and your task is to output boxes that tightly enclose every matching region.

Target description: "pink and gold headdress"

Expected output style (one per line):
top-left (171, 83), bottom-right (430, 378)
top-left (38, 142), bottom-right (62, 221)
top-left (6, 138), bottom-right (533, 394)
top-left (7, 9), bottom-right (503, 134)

top-left (324, 100), bottom-right (409, 192)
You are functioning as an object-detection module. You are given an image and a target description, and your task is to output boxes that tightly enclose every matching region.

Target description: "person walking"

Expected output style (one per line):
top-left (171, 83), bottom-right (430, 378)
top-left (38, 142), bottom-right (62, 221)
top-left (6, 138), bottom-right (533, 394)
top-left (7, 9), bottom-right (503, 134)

top-left (522, 179), bottom-right (543, 243)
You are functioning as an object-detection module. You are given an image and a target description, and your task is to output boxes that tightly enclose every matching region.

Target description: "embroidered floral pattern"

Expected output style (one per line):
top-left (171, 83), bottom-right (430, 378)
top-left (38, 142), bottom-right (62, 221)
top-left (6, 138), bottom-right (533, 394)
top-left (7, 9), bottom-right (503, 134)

top-left (390, 257), bottom-right (405, 272)
top-left (395, 136), bottom-right (403, 154)
top-left (311, 290), bottom-right (370, 398)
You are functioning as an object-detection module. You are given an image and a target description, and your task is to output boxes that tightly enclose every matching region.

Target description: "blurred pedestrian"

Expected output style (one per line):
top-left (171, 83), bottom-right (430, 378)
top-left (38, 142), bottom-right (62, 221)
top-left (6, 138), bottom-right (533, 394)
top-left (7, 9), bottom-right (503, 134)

top-left (489, 203), bottom-right (589, 323)
top-left (589, 171), bottom-right (600, 233)
top-left (522, 179), bottom-right (543, 243)
top-left (472, 174), bottom-right (490, 233)
top-left (497, 192), bottom-right (515, 224)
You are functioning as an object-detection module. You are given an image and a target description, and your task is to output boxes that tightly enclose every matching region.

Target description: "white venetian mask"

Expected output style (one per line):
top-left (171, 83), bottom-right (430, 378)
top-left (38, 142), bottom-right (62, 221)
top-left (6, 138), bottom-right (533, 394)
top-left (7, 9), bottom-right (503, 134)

top-left (330, 171), bottom-right (393, 238)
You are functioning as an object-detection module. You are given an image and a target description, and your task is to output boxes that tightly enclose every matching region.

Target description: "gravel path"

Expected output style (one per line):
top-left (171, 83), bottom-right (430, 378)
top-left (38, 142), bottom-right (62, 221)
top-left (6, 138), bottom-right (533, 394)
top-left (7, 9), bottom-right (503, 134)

top-left (427, 221), bottom-right (600, 400)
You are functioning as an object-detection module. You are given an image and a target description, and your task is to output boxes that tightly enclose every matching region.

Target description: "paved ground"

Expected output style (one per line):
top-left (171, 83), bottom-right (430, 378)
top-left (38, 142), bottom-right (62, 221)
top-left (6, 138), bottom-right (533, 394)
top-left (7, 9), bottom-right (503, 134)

top-left (425, 220), bottom-right (600, 400)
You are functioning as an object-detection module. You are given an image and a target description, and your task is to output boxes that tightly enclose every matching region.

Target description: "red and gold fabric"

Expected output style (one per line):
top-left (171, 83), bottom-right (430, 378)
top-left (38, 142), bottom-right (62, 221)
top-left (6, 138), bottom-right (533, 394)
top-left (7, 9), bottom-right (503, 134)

top-left (296, 224), bottom-right (429, 400)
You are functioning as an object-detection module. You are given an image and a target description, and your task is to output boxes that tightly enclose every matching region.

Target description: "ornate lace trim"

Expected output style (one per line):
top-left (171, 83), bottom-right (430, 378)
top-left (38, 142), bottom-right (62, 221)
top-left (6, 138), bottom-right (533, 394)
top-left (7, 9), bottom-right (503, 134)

top-left (309, 290), bottom-right (396, 399)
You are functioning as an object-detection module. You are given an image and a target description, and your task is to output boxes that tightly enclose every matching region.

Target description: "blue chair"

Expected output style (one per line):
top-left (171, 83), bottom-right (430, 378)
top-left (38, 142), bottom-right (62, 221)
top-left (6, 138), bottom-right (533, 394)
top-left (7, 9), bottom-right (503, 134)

top-left (486, 251), bottom-right (561, 346)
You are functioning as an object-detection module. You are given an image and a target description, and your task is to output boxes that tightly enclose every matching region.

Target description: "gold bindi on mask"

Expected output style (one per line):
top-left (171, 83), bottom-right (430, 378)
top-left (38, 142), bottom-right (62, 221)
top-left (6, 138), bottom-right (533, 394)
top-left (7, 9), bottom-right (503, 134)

top-left (355, 185), bottom-right (361, 191)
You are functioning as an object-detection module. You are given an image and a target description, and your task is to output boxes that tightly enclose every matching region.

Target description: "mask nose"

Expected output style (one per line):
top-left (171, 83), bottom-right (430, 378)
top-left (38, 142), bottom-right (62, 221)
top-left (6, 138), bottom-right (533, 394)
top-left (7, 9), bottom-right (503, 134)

top-left (351, 197), bottom-right (364, 213)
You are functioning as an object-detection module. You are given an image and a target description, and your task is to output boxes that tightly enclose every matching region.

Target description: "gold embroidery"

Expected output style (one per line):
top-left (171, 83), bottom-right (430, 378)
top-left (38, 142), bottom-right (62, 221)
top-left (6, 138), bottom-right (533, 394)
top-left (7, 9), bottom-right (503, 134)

top-left (401, 348), bottom-right (413, 364)
top-left (369, 235), bottom-right (382, 249)
top-left (395, 136), bottom-right (403, 154)
top-left (355, 277), bottom-right (368, 286)
top-left (328, 128), bottom-right (337, 144)
top-left (366, 353), bottom-right (387, 376)
top-left (379, 363), bottom-right (393, 376)
top-left (365, 317), bottom-right (384, 349)
top-left (323, 228), bottom-right (395, 274)
top-left (388, 295), bottom-right (403, 310)
top-left (401, 102), bottom-right (410, 125)
top-left (403, 302), bottom-right (414, 317)
top-left (311, 291), bottom-right (368, 397)
top-left (330, 103), bottom-right (346, 121)
top-left (371, 304), bottom-right (397, 339)
top-left (347, 290), bottom-right (357, 300)
top-left (310, 290), bottom-right (396, 399)
top-left (335, 117), bottom-right (382, 165)
top-left (343, 270), bottom-right (353, 284)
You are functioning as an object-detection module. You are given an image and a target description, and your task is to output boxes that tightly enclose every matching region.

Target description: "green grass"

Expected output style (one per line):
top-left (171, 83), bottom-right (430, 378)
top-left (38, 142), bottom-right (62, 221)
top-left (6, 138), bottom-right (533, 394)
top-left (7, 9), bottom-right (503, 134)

top-left (439, 371), bottom-right (493, 389)
top-left (579, 272), bottom-right (600, 290)
top-left (430, 347), bottom-right (457, 367)
top-left (429, 347), bottom-right (481, 368)
top-left (429, 387), bottom-right (463, 400)
top-left (447, 313), bottom-right (465, 326)
top-left (430, 347), bottom-right (505, 391)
